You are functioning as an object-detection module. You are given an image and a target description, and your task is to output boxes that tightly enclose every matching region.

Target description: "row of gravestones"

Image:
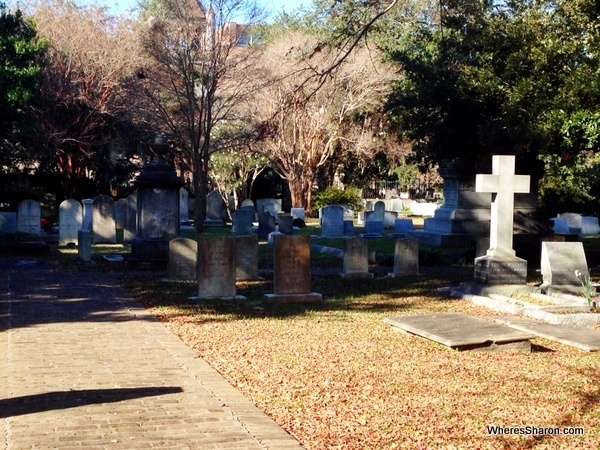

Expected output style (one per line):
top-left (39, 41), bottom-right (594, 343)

top-left (551, 213), bottom-right (600, 235)
top-left (168, 235), bottom-right (420, 289)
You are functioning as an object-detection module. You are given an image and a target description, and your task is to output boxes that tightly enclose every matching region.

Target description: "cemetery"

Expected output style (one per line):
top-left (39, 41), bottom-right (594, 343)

top-left (2, 0), bottom-right (600, 448)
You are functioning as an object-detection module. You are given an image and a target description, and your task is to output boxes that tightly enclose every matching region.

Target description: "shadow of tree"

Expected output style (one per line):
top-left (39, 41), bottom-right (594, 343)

top-left (0, 387), bottom-right (183, 418)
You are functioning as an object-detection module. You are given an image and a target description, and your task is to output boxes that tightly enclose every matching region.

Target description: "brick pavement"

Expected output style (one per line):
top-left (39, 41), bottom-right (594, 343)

top-left (0, 259), bottom-right (304, 449)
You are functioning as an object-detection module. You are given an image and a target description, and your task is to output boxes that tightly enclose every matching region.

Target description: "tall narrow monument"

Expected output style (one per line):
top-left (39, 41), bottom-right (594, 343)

top-left (131, 135), bottom-right (183, 261)
top-left (474, 155), bottom-right (530, 285)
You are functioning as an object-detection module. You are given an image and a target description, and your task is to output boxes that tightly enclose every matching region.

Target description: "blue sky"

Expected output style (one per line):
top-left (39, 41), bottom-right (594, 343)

top-left (92, 0), bottom-right (312, 19)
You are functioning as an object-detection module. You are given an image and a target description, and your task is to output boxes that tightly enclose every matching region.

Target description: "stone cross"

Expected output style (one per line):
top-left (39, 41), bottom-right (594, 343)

top-left (475, 155), bottom-right (530, 258)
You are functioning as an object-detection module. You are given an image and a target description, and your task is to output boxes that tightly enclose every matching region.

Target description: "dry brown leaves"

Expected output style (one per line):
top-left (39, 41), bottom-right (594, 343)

top-left (140, 278), bottom-right (599, 450)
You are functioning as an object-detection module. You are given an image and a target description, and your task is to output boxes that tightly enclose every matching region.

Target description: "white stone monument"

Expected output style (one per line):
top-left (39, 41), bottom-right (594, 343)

top-left (474, 155), bottom-right (530, 285)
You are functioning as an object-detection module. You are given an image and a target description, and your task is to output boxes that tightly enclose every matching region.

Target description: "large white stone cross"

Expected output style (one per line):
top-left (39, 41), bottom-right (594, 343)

top-left (475, 155), bottom-right (530, 258)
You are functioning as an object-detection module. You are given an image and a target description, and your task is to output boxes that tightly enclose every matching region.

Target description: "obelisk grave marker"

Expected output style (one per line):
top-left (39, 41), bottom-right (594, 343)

top-left (474, 155), bottom-right (530, 284)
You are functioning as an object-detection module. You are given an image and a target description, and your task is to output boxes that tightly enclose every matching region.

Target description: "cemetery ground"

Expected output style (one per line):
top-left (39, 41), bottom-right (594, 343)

top-left (3, 223), bottom-right (600, 450)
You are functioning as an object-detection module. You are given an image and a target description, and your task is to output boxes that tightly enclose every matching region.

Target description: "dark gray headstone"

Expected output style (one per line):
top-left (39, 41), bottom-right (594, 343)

top-left (258, 211), bottom-right (276, 239)
top-left (168, 238), bottom-right (197, 280)
top-left (233, 208), bottom-right (255, 235)
top-left (373, 201), bottom-right (385, 222)
top-left (206, 190), bottom-right (226, 222)
top-left (123, 193), bottom-right (137, 244)
top-left (364, 220), bottom-right (384, 235)
top-left (278, 214), bottom-right (294, 235)
top-left (391, 238), bottom-right (419, 276)
top-left (394, 218), bottom-right (415, 234)
top-left (321, 204), bottom-right (345, 238)
top-left (82, 199), bottom-right (94, 231)
top-left (343, 220), bottom-right (354, 236)
top-left (236, 235), bottom-right (260, 280)
top-left (179, 188), bottom-right (190, 223)
top-left (0, 212), bottom-right (18, 233)
top-left (78, 230), bottom-right (92, 262)
top-left (197, 236), bottom-right (241, 299)
top-left (92, 195), bottom-right (116, 244)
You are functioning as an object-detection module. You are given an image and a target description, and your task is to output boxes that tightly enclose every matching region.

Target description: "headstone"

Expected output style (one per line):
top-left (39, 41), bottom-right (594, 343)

top-left (17, 199), bottom-right (41, 236)
top-left (474, 155), bottom-right (530, 285)
top-left (241, 199), bottom-right (255, 208)
top-left (391, 198), bottom-right (404, 212)
top-left (268, 230), bottom-right (283, 245)
top-left (77, 230), bottom-right (92, 262)
top-left (59, 199), bottom-right (82, 246)
top-left (558, 213), bottom-right (582, 234)
top-left (394, 218), bottom-right (415, 234)
top-left (384, 211), bottom-right (398, 229)
top-left (373, 201), bottom-right (385, 222)
top-left (581, 217), bottom-right (600, 235)
top-left (197, 236), bottom-right (243, 299)
top-left (278, 214), bottom-right (294, 235)
top-left (541, 242), bottom-right (589, 288)
top-left (92, 195), bottom-right (116, 244)
top-left (321, 204), bottom-right (345, 238)
top-left (168, 238), bottom-right (198, 280)
top-left (256, 198), bottom-right (281, 220)
top-left (82, 199), bottom-right (94, 231)
top-left (364, 220), bottom-right (384, 235)
top-left (390, 238), bottom-right (419, 276)
top-left (264, 235), bottom-right (322, 302)
top-left (236, 235), bottom-right (261, 280)
top-left (233, 207), bottom-right (255, 235)
top-left (365, 201), bottom-right (373, 211)
top-left (343, 220), bottom-right (354, 235)
top-left (206, 190), bottom-right (226, 223)
top-left (258, 211), bottom-right (276, 239)
top-left (179, 188), bottom-right (190, 223)
top-left (123, 193), bottom-right (137, 244)
top-left (0, 212), bottom-right (18, 233)
top-left (291, 208), bottom-right (306, 222)
top-left (341, 237), bottom-right (373, 279)
top-left (550, 217), bottom-right (571, 234)
top-left (114, 198), bottom-right (127, 231)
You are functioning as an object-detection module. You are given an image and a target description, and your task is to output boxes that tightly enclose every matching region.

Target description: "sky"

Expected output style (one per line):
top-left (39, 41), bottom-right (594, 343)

top-left (91, 0), bottom-right (313, 19)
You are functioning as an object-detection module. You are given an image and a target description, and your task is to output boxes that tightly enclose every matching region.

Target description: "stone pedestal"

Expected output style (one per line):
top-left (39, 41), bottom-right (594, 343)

top-left (408, 165), bottom-right (490, 247)
top-left (77, 230), bottom-right (92, 262)
top-left (131, 136), bottom-right (183, 261)
top-left (474, 255), bottom-right (527, 285)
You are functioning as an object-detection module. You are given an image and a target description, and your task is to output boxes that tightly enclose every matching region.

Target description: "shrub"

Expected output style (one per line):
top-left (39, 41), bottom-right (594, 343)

top-left (313, 186), bottom-right (363, 212)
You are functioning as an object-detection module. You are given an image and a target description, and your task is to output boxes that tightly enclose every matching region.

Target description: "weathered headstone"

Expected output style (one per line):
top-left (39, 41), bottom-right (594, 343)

top-left (233, 207), bottom-right (255, 235)
top-left (92, 195), bottom-right (116, 244)
top-left (558, 213), bottom-right (582, 234)
top-left (474, 155), bottom-right (530, 285)
top-left (0, 212), bottom-right (18, 233)
top-left (236, 235), bottom-right (261, 280)
top-left (205, 190), bottom-right (226, 224)
top-left (384, 211), bottom-right (398, 229)
top-left (197, 236), bottom-right (243, 299)
top-left (550, 217), bottom-right (571, 234)
top-left (394, 218), bottom-right (415, 234)
top-left (241, 199), bottom-right (255, 209)
top-left (278, 214), bottom-right (294, 235)
top-left (391, 198), bottom-right (404, 212)
top-left (59, 199), bottom-right (82, 246)
top-left (256, 198), bottom-right (281, 220)
top-left (390, 238), bottom-right (419, 276)
top-left (17, 199), bottom-right (41, 236)
top-left (373, 201), bottom-right (385, 222)
top-left (541, 242), bottom-right (589, 288)
top-left (258, 211), bottom-right (276, 239)
top-left (179, 188), bottom-right (190, 223)
top-left (82, 199), bottom-right (94, 231)
top-left (168, 238), bottom-right (198, 280)
top-left (581, 217), bottom-right (600, 235)
top-left (291, 208), bottom-right (306, 222)
top-left (264, 235), bottom-right (322, 302)
top-left (114, 198), bottom-right (127, 231)
top-left (78, 230), bottom-right (92, 262)
top-left (321, 204), bottom-right (345, 238)
top-left (123, 193), bottom-right (137, 244)
top-left (364, 220), bottom-right (384, 235)
top-left (341, 237), bottom-right (373, 279)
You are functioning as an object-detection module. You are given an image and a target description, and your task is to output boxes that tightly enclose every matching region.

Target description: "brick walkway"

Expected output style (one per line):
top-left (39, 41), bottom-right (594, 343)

top-left (0, 259), bottom-right (303, 449)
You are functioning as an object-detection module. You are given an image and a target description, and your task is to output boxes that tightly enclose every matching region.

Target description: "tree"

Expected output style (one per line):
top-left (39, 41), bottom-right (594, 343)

top-left (383, 0), bottom-right (600, 213)
top-left (0, 2), bottom-right (46, 173)
top-left (134, 0), bottom-right (264, 231)
top-left (250, 30), bottom-right (397, 211)
top-left (32, 0), bottom-right (144, 200)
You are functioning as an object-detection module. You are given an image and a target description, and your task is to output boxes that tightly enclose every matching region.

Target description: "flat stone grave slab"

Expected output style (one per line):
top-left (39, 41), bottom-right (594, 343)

top-left (490, 316), bottom-right (600, 352)
top-left (385, 313), bottom-right (534, 352)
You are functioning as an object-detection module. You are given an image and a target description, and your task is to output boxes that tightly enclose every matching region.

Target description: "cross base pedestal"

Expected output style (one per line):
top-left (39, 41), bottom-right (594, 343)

top-left (474, 255), bottom-right (527, 285)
